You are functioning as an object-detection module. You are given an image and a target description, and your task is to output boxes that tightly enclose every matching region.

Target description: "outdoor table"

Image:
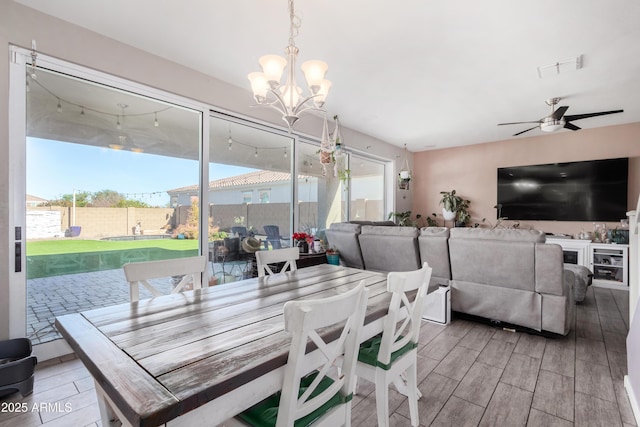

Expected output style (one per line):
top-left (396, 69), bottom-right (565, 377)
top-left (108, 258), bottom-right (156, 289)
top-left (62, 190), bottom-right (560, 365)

top-left (55, 264), bottom-right (392, 426)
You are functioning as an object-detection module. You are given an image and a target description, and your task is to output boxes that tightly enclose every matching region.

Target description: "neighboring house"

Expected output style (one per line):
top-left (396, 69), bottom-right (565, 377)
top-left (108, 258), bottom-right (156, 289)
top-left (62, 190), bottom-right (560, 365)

top-left (26, 194), bottom-right (47, 208)
top-left (167, 170), bottom-right (318, 207)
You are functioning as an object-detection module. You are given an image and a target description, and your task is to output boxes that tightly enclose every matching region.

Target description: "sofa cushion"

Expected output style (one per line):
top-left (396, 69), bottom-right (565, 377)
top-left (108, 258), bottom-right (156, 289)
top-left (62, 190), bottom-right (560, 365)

top-left (449, 228), bottom-right (546, 243)
top-left (325, 223), bottom-right (364, 269)
top-left (534, 244), bottom-right (566, 296)
top-left (361, 225), bottom-right (418, 237)
top-left (358, 226), bottom-right (420, 272)
top-left (418, 227), bottom-right (451, 284)
top-left (449, 237), bottom-right (536, 291)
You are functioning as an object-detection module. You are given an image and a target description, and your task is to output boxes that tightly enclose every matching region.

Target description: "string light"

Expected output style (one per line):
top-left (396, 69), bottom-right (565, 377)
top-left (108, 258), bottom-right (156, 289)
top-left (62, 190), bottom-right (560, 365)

top-left (26, 73), bottom-right (172, 129)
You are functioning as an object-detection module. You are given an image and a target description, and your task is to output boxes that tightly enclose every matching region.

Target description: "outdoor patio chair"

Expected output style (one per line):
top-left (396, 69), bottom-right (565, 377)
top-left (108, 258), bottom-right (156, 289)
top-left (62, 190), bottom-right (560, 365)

top-left (123, 255), bottom-right (207, 302)
top-left (255, 247), bottom-right (299, 277)
top-left (263, 225), bottom-right (287, 249)
top-left (231, 226), bottom-right (248, 239)
top-left (231, 281), bottom-right (369, 427)
top-left (0, 338), bottom-right (37, 398)
top-left (355, 262), bottom-right (432, 427)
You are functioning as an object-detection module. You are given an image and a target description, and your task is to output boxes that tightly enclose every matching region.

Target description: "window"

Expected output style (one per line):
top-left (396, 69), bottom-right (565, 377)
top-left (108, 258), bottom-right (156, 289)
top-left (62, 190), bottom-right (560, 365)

top-left (242, 191), bottom-right (252, 204)
top-left (349, 155), bottom-right (385, 221)
top-left (259, 189), bottom-right (271, 204)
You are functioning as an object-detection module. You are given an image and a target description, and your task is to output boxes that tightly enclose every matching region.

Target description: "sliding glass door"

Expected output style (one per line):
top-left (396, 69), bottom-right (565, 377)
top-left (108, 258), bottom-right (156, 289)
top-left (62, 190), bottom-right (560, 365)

top-left (10, 47), bottom-right (207, 356)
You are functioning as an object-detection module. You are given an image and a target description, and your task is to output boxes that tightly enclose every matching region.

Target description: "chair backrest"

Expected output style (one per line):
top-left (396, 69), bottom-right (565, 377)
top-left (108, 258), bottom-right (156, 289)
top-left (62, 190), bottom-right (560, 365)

top-left (231, 226), bottom-right (248, 238)
top-left (377, 262), bottom-right (432, 366)
top-left (255, 247), bottom-right (300, 277)
top-left (123, 255), bottom-right (207, 302)
top-left (264, 225), bottom-right (283, 249)
top-left (277, 281), bottom-right (369, 427)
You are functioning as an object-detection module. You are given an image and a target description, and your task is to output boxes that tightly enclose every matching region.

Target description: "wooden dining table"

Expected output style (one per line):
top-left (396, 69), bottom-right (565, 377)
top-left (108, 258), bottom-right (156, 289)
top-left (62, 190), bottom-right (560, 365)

top-left (55, 264), bottom-right (392, 427)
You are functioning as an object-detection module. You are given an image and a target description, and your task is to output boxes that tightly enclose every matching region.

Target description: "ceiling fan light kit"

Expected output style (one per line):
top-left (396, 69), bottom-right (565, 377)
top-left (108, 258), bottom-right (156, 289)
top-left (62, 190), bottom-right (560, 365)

top-left (498, 97), bottom-right (623, 136)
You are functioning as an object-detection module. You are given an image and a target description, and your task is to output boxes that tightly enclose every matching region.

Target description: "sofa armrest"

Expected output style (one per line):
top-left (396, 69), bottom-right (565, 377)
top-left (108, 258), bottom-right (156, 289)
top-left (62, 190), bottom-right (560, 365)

top-left (534, 243), bottom-right (566, 296)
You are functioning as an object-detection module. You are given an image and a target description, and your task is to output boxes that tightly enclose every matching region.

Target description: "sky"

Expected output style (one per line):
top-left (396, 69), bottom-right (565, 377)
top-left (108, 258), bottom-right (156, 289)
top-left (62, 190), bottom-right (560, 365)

top-left (27, 138), bottom-right (256, 207)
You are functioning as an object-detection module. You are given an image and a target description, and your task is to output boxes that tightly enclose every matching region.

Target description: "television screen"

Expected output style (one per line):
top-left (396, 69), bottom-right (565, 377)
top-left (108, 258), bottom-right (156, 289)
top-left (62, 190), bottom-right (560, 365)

top-left (497, 158), bottom-right (628, 221)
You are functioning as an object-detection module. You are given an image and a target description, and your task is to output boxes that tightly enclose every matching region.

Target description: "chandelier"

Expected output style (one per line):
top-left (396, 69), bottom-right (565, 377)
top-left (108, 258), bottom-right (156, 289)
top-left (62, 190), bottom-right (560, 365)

top-left (248, 0), bottom-right (331, 130)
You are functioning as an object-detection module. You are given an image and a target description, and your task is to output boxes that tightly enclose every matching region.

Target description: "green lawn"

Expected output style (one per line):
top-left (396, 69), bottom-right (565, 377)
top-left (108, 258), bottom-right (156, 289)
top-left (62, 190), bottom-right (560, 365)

top-left (27, 238), bottom-right (199, 256)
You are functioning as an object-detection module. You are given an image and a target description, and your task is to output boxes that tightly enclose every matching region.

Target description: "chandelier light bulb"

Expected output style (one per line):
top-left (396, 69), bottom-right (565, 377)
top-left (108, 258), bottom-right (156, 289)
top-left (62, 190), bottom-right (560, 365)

top-left (154, 112), bottom-right (159, 127)
top-left (116, 116), bottom-right (121, 129)
top-left (259, 55), bottom-right (287, 86)
top-left (228, 137), bottom-right (233, 150)
top-left (280, 85), bottom-right (302, 110)
top-left (301, 60), bottom-right (328, 93)
top-left (247, 72), bottom-right (269, 102)
top-left (80, 107), bottom-right (85, 116)
top-left (254, 148), bottom-right (259, 158)
top-left (313, 80), bottom-right (332, 108)
top-left (284, 147), bottom-right (288, 158)
top-left (57, 99), bottom-right (62, 113)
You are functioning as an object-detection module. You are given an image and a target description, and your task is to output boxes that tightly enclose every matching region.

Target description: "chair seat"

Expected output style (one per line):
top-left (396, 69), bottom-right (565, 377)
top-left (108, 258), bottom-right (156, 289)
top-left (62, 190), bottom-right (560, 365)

top-left (358, 334), bottom-right (417, 370)
top-left (238, 371), bottom-right (351, 427)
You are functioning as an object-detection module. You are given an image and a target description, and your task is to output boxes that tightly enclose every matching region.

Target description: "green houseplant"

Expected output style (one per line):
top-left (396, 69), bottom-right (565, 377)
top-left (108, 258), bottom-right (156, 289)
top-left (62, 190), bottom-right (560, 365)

top-left (439, 190), bottom-right (462, 221)
top-left (439, 190), bottom-right (471, 226)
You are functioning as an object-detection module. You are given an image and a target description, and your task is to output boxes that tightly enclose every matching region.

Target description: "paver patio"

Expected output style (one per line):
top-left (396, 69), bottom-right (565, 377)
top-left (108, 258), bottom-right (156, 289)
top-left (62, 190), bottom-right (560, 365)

top-left (25, 261), bottom-right (245, 344)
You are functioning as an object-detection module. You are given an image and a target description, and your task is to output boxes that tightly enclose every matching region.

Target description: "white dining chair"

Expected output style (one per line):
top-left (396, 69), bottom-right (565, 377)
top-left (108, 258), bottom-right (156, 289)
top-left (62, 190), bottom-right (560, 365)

top-left (255, 247), bottom-right (300, 277)
top-left (355, 262), bottom-right (432, 427)
top-left (123, 255), bottom-right (207, 302)
top-left (230, 281), bottom-right (369, 427)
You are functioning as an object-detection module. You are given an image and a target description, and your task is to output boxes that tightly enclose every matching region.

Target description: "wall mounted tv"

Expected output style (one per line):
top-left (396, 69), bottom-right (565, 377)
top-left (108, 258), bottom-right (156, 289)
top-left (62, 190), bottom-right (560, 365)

top-left (497, 158), bottom-right (628, 221)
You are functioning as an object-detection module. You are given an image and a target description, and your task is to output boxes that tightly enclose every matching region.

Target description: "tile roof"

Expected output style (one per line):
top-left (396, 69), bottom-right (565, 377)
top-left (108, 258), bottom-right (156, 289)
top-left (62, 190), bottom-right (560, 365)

top-left (167, 170), bottom-right (312, 194)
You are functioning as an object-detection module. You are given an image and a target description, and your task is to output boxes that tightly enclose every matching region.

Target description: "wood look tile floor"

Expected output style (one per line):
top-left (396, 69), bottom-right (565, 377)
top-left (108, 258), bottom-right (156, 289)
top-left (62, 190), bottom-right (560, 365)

top-left (0, 286), bottom-right (635, 427)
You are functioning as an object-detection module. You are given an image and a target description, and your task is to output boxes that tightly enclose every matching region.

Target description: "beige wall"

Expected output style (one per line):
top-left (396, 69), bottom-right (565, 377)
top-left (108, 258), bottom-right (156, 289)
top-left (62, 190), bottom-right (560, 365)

top-left (412, 122), bottom-right (640, 235)
top-left (0, 2), bottom-right (408, 339)
top-left (28, 207), bottom-right (174, 238)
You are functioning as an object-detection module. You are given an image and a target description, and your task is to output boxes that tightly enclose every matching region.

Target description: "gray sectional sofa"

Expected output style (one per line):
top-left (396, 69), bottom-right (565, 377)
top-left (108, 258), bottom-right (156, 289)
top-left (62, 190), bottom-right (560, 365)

top-left (325, 223), bottom-right (576, 335)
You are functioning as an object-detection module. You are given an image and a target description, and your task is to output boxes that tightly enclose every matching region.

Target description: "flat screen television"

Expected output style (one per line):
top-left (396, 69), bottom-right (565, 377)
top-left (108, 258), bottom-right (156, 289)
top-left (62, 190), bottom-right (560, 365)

top-left (497, 158), bottom-right (628, 221)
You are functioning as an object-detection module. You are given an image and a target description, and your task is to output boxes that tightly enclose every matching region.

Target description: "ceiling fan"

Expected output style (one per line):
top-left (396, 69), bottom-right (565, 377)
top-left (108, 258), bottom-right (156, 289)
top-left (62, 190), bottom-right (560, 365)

top-left (498, 97), bottom-right (623, 136)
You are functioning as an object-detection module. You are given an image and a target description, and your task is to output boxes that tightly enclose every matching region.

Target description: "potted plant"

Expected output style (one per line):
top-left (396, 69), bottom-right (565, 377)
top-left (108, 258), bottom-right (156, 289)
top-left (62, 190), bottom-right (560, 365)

top-left (440, 190), bottom-right (471, 226)
top-left (439, 190), bottom-right (461, 221)
top-left (388, 210), bottom-right (415, 226)
top-left (326, 247), bottom-right (340, 265)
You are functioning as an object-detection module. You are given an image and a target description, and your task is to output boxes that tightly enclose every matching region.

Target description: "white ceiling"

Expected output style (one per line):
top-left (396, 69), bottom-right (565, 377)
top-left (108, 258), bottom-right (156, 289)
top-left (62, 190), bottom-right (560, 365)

top-left (15, 0), bottom-right (640, 152)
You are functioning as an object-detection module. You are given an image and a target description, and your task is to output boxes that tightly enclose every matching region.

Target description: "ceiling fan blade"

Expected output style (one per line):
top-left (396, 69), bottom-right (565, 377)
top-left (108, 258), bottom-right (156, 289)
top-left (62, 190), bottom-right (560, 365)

top-left (564, 109), bottom-right (623, 121)
top-left (564, 122), bottom-right (581, 131)
top-left (513, 125), bottom-right (539, 136)
top-left (551, 106), bottom-right (569, 120)
top-left (498, 121), bottom-right (541, 126)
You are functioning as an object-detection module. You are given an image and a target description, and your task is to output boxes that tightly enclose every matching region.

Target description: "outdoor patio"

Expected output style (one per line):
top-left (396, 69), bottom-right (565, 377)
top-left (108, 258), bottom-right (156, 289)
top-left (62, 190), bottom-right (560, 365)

top-left (26, 261), bottom-right (246, 344)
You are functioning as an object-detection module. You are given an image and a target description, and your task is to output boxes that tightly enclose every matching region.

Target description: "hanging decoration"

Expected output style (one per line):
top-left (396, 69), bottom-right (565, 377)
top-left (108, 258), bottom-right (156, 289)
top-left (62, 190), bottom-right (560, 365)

top-left (318, 115), bottom-right (345, 177)
top-left (398, 144), bottom-right (411, 190)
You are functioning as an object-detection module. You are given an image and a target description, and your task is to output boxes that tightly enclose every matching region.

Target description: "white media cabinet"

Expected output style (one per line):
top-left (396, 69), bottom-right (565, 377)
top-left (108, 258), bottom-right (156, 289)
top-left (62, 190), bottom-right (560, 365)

top-left (547, 237), bottom-right (629, 289)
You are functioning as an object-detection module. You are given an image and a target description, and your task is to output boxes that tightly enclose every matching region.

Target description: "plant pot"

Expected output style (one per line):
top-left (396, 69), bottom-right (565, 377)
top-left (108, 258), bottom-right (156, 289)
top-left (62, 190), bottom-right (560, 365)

top-left (326, 253), bottom-right (340, 266)
top-left (442, 208), bottom-right (456, 221)
top-left (297, 240), bottom-right (309, 254)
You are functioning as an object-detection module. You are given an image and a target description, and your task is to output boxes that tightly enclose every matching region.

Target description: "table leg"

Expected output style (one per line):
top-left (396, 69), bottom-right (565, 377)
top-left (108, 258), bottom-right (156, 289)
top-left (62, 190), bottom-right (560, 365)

top-left (94, 379), bottom-right (130, 427)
